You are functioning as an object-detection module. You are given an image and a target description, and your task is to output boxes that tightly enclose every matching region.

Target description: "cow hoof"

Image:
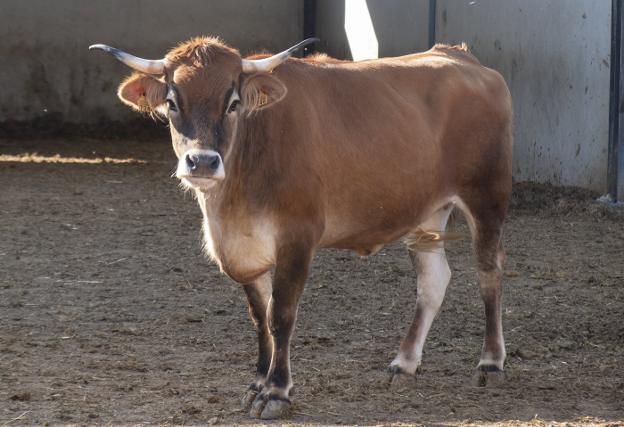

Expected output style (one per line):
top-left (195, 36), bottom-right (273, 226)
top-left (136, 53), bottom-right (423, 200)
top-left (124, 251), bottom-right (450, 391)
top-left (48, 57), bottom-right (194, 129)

top-left (249, 394), bottom-right (266, 418)
top-left (241, 386), bottom-right (259, 409)
top-left (260, 398), bottom-right (292, 420)
top-left (388, 365), bottom-right (417, 389)
top-left (249, 393), bottom-right (292, 419)
top-left (473, 365), bottom-right (506, 387)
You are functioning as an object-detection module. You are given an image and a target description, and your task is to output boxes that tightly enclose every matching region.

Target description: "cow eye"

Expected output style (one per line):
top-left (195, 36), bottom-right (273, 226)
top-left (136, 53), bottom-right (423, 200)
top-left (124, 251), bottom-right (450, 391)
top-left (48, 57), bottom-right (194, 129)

top-left (227, 99), bottom-right (240, 114)
top-left (166, 98), bottom-right (178, 113)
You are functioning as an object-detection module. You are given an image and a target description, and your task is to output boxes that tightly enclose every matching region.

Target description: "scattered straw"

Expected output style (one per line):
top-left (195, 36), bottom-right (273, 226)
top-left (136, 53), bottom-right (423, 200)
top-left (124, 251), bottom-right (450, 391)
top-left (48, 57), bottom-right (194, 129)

top-left (0, 153), bottom-right (146, 164)
top-left (0, 410), bottom-right (31, 427)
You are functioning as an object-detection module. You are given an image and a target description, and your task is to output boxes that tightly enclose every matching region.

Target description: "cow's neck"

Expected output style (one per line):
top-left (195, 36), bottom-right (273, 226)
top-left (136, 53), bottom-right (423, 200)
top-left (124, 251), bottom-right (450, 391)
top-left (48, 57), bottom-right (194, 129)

top-left (225, 112), bottom-right (281, 200)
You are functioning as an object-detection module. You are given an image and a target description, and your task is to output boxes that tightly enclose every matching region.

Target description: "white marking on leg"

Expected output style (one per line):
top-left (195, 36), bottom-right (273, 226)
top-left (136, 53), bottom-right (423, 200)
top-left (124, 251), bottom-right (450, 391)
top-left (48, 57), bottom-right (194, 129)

top-left (392, 249), bottom-right (451, 374)
top-left (392, 204), bottom-right (453, 375)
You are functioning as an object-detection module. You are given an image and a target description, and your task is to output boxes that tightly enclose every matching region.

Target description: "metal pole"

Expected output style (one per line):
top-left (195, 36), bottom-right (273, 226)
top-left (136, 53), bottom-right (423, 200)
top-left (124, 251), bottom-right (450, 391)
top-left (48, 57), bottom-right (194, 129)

top-left (428, 0), bottom-right (437, 48)
top-left (608, 0), bottom-right (623, 201)
top-left (303, 0), bottom-right (317, 56)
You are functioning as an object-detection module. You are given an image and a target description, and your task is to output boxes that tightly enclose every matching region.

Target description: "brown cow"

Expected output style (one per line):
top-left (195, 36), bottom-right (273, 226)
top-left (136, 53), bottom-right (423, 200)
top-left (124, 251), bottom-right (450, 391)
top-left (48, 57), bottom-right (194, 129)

top-left (90, 37), bottom-right (512, 419)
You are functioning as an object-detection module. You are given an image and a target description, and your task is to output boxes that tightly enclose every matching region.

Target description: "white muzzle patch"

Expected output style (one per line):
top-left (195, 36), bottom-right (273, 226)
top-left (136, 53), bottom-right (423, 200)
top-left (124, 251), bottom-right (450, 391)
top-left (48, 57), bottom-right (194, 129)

top-left (176, 148), bottom-right (225, 190)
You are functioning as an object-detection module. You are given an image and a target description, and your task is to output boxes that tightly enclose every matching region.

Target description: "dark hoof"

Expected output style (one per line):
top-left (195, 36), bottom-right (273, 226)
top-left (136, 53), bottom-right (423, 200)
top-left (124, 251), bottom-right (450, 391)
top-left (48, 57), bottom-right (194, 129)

top-left (473, 365), bottom-right (506, 387)
top-left (250, 393), bottom-right (292, 419)
top-left (388, 365), bottom-right (417, 390)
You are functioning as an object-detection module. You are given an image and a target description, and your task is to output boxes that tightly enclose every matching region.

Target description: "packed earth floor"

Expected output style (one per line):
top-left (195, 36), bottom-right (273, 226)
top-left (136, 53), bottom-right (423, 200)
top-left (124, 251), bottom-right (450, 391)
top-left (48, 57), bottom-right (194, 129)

top-left (1, 138), bottom-right (623, 426)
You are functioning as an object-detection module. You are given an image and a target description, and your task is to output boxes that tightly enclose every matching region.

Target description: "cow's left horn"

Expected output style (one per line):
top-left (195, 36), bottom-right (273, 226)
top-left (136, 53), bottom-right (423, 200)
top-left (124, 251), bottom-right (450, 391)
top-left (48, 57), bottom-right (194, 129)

top-left (89, 44), bottom-right (165, 75)
top-left (241, 38), bottom-right (319, 73)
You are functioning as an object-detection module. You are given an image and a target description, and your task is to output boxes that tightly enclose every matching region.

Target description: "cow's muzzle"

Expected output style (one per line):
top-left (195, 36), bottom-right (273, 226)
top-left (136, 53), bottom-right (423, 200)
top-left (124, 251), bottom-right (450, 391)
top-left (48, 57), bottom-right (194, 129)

top-left (176, 149), bottom-right (225, 190)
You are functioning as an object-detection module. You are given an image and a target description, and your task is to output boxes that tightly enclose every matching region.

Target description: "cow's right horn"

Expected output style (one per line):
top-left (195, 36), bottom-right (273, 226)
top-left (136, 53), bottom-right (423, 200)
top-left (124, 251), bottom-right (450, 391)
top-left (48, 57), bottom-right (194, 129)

top-left (241, 38), bottom-right (319, 73)
top-left (89, 44), bottom-right (165, 75)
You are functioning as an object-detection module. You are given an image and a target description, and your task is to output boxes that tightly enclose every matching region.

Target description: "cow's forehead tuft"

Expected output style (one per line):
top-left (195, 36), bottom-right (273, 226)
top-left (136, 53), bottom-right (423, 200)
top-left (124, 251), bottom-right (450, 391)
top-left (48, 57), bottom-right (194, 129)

top-left (166, 36), bottom-right (240, 67)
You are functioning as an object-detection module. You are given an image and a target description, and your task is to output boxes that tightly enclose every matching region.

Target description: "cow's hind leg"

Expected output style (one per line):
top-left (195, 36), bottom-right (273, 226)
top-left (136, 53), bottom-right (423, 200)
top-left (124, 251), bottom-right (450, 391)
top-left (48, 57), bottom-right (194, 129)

top-left (389, 203), bottom-right (453, 385)
top-left (241, 273), bottom-right (273, 407)
top-left (458, 197), bottom-right (507, 386)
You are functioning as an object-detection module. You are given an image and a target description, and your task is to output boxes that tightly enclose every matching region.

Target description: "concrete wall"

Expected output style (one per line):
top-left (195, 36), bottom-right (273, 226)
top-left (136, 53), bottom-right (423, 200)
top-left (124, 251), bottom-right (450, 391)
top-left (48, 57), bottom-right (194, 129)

top-left (436, 0), bottom-right (611, 192)
top-left (315, 0), bottom-right (430, 60)
top-left (0, 0), bottom-right (303, 125)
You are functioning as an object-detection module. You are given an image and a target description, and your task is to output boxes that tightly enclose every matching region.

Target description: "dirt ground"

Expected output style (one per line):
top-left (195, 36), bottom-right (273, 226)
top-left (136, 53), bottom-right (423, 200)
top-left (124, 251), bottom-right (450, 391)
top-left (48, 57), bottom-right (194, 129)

top-left (1, 138), bottom-right (623, 426)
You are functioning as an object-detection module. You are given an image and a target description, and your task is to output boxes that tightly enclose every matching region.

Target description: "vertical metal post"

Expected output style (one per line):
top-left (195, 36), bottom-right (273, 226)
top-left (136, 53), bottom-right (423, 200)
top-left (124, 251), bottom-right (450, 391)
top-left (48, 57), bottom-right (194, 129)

top-left (608, 0), bottom-right (624, 201)
top-left (428, 0), bottom-right (437, 48)
top-left (303, 0), bottom-right (317, 56)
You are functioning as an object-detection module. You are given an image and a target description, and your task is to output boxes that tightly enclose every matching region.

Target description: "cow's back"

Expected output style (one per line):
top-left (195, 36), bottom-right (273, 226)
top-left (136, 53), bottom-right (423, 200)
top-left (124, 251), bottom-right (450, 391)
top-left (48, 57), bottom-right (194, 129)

top-left (269, 47), bottom-right (512, 251)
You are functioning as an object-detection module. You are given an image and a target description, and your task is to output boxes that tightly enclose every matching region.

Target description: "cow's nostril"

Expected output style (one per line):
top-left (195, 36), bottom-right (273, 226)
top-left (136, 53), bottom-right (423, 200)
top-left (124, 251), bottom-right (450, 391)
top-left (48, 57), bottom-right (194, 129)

top-left (208, 155), bottom-right (220, 171)
top-left (185, 154), bottom-right (197, 171)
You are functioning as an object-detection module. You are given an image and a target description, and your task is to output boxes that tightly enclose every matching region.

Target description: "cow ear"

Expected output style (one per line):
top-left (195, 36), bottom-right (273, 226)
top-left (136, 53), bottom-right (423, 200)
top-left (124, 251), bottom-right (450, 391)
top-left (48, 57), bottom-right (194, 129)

top-left (240, 73), bottom-right (287, 113)
top-left (117, 73), bottom-right (166, 113)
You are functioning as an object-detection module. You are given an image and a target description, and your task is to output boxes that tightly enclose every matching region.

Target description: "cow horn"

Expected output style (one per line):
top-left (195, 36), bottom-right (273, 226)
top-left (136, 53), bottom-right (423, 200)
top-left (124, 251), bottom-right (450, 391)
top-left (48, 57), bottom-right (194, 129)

top-left (241, 38), bottom-right (319, 73)
top-left (89, 44), bottom-right (165, 75)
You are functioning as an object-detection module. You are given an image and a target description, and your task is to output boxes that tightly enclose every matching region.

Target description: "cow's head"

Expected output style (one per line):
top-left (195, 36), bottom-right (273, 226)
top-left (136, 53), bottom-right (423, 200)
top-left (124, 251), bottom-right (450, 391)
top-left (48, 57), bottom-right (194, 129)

top-left (90, 37), bottom-right (317, 191)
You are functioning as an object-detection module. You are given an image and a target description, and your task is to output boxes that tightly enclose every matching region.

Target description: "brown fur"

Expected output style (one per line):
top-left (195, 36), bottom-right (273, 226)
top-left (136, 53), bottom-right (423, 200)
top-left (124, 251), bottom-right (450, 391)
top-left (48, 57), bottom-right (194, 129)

top-left (113, 37), bottom-right (513, 417)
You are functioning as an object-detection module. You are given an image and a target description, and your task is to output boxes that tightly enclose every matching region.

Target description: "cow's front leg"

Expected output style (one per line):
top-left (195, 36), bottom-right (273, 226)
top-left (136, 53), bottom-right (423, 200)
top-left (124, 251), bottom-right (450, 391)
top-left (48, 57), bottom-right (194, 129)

top-left (241, 272), bottom-right (272, 407)
top-left (249, 242), bottom-right (312, 419)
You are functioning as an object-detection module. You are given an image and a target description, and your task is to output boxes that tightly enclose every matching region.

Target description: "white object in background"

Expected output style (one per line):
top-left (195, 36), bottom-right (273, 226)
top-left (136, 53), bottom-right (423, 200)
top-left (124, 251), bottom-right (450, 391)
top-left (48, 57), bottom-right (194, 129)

top-left (344, 0), bottom-right (379, 61)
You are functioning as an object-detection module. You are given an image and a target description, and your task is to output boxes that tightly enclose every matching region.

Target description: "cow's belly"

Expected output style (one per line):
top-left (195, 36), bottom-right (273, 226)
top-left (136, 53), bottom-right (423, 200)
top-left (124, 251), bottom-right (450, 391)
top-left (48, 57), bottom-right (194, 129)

top-left (203, 217), bottom-right (276, 283)
top-left (320, 220), bottom-right (413, 255)
top-left (319, 196), bottom-right (450, 255)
